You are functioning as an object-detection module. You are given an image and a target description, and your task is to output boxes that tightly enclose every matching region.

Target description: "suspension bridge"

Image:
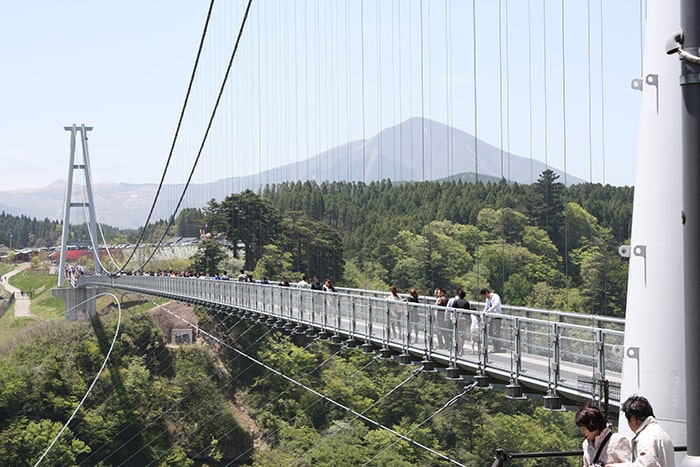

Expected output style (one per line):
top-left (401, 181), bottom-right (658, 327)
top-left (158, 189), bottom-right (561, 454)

top-left (75, 273), bottom-right (625, 410)
top-left (42, 0), bottom-right (700, 464)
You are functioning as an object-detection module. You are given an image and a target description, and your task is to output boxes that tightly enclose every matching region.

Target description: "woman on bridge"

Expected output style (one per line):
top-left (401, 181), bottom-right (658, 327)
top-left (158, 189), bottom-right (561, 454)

top-left (575, 403), bottom-right (631, 466)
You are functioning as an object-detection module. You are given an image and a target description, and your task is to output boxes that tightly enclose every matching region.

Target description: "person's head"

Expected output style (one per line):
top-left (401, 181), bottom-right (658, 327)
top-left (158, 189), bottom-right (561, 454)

top-left (389, 285), bottom-right (398, 295)
top-left (314, 276), bottom-right (320, 283)
top-left (480, 288), bottom-right (490, 298)
top-left (575, 404), bottom-right (608, 442)
top-left (621, 395), bottom-right (655, 432)
top-left (456, 288), bottom-right (466, 299)
top-left (437, 288), bottom-right (446, 296)
top-left (409, 287), bottom-right (418, 298)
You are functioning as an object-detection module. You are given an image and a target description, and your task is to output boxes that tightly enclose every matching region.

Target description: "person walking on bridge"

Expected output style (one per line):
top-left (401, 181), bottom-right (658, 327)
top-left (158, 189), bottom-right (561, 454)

top-left (434, 288), bottom-right (449, 348)
top-left (575, 403), bottom-right (631, 466)
top-left (608, 395), bottom-right (675, 467)
top-left (480, 288), bottom-right (502, 352)
top-left (386, 285), bottom-right (405, 339)
top-left (311, 276), bottom-right (323, 291)
top-left (446, 289), bottom-right (470, 355)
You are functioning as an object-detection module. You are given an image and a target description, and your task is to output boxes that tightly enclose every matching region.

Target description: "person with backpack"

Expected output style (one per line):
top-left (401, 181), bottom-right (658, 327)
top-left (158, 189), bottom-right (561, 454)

top-left (446, 288), bottom-right (470, 355)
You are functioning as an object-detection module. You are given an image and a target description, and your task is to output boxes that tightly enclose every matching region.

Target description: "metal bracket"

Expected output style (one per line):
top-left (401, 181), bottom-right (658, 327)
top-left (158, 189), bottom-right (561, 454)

top-left (633, 244), bottom-right (647, 286)
top-left (631, 74), bottom-right (660, 114)
top-left (647, 74), bottom-right (659, 114)
top-left (626, 346), bottom-right (640, 387)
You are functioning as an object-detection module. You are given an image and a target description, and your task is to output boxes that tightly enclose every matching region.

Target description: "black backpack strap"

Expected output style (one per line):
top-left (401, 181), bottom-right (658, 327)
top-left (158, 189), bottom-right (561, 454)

top-left (592, 431), bottom-right (614, 464)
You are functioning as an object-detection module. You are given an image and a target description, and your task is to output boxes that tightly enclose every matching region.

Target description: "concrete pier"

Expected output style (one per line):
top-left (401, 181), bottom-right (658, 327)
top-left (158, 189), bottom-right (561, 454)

top-left (51, 286), bottom-right (109, 321)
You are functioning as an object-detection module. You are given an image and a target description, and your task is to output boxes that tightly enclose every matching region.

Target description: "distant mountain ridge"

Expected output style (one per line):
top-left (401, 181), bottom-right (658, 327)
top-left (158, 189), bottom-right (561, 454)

top-left (0, 118), bottom-right (582, 229)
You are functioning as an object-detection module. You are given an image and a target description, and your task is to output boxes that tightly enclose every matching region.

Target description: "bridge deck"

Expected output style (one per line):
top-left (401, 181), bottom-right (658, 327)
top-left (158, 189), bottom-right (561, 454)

top-left (77, 275), bottom-right (624, 407)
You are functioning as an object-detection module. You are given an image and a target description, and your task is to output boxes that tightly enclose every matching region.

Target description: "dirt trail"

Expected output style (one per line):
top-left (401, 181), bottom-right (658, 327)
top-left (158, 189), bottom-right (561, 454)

top-left (1, 263), bottom-right (32, 317)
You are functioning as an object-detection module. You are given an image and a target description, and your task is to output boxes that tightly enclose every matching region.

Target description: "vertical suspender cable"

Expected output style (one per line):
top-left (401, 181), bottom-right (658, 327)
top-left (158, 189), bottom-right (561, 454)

top-left (528, 0), bottom-right (533, 185)
top-left (331, 2), bottom-right (338, 182)
top-left (473, 1), bottom-right (481, 285)
top-left (426, 0), bottom-right (432, 181)
top-left (505, 0), bottom-right (512, 298)
top-left (409, 0), bottom-right (415, 181)
top-left (398, 0), bottom-right (403, 182)
top-left (257, 2), bottom-right (262, 193)
top-left (361, 0), bottom-right (366, 183)
top-left (420, 0), bottom-right (425, 181)
top-left (560, 0), bottom-right (570, 306)
top-left (600, 0), bottom-right (609, 314)
top-left (345, 0), bottom-right (351, 182)
top-left (587, 0), bottom-right (593, 183)
top-left (316, 0), bottom-right (322, 182)
top-left (542, 0), bottom-right (549, 173)
top-left (304, 0), bottom-right (310, 183)
top-left (377, 0), bottom-right (382, 181)
top-left (505, 0), bottom-right (511, 183)
top-left (293, 2), bottom-right (300, 183)
top-left (527, 0), bottom-right (535, 304)
top-left (445, 0), bottom-right (452, 178)
top-left (600, 0), bottom-right (606, 187)
top-left (498, 0), bottom-right (504, 180)
top-left (391, 1), bottom-right (397, 182)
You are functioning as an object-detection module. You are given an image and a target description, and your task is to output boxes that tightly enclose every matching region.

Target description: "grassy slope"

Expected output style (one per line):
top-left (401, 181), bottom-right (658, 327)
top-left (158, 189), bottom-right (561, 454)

top-left (0, 265), bottom-right (64, 347)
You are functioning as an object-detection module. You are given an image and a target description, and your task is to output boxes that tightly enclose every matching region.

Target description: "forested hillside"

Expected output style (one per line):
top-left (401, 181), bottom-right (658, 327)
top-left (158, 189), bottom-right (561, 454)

top-left (0, 299), bottom-right (583, 466)
top-left (2, 170), bottom-right (634, 316)
top-left (0, 212), bottom-right (63, 249)
top-left (249, 170), bottom-right (633, 316)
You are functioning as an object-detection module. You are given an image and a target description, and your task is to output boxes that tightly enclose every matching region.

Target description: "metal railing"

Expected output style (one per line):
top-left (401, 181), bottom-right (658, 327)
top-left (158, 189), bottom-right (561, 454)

top-left (490, 446), bottom-right (688, 466)
top-left (77, 275), bottom-right (625, 406)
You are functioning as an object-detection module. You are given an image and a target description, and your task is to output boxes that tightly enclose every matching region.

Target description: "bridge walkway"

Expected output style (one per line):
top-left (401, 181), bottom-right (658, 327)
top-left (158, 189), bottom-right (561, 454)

top-left (77, 275), bottom-right (625, 408)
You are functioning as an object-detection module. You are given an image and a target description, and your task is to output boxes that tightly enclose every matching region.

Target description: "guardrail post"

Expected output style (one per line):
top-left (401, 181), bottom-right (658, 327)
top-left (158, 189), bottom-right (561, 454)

top-left (595, 328), bottom-right (605, 402)
top-left (482, 312), bottom-right (490, 361)
top-left (491, 448), bottom-right (508, 467)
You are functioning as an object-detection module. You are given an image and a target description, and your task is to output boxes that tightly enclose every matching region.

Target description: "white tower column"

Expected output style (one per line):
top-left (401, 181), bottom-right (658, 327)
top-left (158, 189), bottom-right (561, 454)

top-left (57, 124), bottom-right (101, 287)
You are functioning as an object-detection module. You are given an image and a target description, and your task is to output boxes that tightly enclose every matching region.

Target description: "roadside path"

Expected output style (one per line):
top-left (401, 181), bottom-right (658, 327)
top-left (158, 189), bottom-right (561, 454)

top-left (1, 263), bottom-right (32, 317)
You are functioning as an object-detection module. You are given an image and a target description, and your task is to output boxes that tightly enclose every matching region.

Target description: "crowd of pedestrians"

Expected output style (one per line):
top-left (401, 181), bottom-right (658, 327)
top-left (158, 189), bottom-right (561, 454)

top-left (380, 284), bottom-right (504, 355)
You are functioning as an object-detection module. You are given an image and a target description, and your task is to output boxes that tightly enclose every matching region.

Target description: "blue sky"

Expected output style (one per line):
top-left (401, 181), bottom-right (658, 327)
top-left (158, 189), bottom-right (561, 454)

top-left (1, 1), bottom-right (647, 191)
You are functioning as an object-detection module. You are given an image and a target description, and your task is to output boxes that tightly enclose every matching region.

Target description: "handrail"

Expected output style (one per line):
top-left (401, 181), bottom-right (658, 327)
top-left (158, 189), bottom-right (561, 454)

top-left (76, 275), bottom-right (625, 406)
top-left (491, 446), bottom-right (689, 466)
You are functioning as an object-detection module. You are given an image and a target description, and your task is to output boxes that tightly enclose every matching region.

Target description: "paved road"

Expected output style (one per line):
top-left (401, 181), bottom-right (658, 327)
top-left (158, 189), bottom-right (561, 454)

top-left (1, 263), bottom-right (32, 317)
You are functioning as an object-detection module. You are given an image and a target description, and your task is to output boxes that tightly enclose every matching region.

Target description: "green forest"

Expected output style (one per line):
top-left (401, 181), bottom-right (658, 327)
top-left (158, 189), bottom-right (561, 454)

top-left (200, 170), bottom-right (632, 316)
top-left (0, 171), bottom-right (634, 465)
top-left (1, 170), bottom-right (634, 316)
top-left (0, 298), bottom-right (583, 466)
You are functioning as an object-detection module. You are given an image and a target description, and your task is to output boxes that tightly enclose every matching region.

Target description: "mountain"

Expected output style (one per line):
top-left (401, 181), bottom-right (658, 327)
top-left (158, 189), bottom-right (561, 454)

top-left (0, 118), bottom-right (582, 229)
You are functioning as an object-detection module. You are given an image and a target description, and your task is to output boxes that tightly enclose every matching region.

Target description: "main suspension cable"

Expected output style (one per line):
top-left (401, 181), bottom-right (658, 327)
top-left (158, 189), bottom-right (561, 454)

top-left (119, 0), bottom-right (217, 273)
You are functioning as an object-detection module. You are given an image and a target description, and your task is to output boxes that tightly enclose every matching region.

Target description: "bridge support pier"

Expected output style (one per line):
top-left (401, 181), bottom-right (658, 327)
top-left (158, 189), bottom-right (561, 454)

top-left (51, 286), bottom-right (108, 321)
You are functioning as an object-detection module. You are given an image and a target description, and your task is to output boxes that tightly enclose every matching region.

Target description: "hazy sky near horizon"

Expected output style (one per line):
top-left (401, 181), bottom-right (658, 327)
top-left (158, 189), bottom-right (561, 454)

top-left (1, 1), bottom-right (650, 192)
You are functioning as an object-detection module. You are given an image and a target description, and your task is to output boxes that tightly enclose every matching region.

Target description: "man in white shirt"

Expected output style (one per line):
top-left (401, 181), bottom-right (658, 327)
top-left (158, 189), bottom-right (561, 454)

top-left (480, 288), bottom-right (502, 352)
top-left (608, 395), bottom-right (675, 467)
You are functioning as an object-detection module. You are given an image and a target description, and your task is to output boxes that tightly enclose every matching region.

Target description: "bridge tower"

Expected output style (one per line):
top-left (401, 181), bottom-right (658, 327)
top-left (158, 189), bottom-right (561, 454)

top-left (618, 0), bottom-right (687, 454)
top-left (57, 124), bottom-right (101, 287)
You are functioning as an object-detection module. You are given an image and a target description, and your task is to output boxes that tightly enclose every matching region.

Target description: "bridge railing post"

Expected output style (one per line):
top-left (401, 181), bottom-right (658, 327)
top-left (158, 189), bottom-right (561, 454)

top-left (451, 311), bottom-right (460, 359)
top-left (482, 312), bottom-right (490, 361)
